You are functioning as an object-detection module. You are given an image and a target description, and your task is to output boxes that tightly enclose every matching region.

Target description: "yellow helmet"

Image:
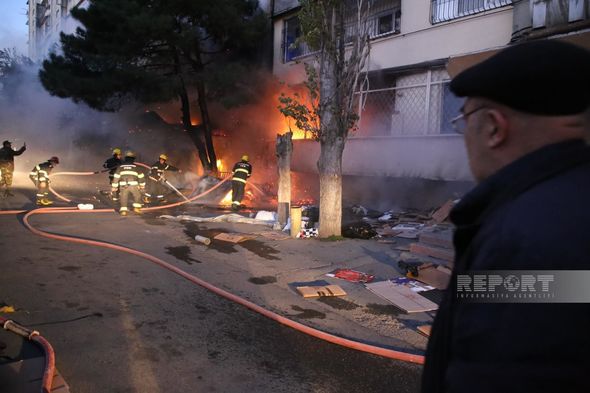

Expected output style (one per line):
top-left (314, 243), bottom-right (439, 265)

top-left (241, 155), bottom-right (249, 161)
top-left (113, 148), bottom-right (121, 155)
top-left (159, 154), bottom-right (168, 161)
top-left (125, 150), bottom-right (136, 158)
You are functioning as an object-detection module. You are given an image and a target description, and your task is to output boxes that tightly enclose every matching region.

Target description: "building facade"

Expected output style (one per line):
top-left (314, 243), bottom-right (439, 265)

top-left (273, 0), bottom-right (590, 182)
top-left (27, 0), bottom-right (87, 61)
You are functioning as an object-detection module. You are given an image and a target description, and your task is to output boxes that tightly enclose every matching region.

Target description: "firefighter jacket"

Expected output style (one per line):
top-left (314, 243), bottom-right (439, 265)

top-left (103, 156), bottom-right (122, 176)
top-left (111, 161), bottom-right (146, 189)
top-left (149, 162), bottom-right (179, 182)
top-left (232, 160), bottom-right (252, 184)
top-left (0, 145), bottom-right (26, 165)
top-left (29, 161), bottom-right (54, 183)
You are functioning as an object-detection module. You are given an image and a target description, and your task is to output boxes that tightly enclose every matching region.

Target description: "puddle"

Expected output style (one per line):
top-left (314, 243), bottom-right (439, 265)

top-left (240, 240), bottom-right (281, 261)
top-left (317, 297), bottom-right (359, 310)
top-left (290, 305), bottom-right (326, 319)
top-left (165, 245), bottom-right (202, 264)
top-left (183, 223), bottom-right (237, 254)
top-left (365, 303), bottom-right (404, 316)
top-left (248, 276), bottom-right (277, 285)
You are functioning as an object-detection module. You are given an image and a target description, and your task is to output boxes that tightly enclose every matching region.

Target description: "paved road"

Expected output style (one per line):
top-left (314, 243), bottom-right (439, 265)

top-left (0, 206), bottom-right (422, 392)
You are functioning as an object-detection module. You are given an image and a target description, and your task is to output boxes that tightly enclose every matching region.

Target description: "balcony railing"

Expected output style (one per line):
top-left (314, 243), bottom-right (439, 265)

top-left (431, 0), bottom-right (513, 24)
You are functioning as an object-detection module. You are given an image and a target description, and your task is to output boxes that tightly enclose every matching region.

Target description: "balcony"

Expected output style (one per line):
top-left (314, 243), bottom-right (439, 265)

top-left (431, 0), bottom-right (513, 24)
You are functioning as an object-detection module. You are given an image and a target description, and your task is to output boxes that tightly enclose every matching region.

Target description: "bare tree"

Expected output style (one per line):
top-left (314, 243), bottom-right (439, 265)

top-left (278, 0), bottom-right (371, 237)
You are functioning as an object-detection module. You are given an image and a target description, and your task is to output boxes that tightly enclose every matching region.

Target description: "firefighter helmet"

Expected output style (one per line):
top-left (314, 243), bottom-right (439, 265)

top-left (113, 148), bottom-right (122, 155)
top-left (2, 140), bottom-right (10, 147)
top-left (49, 156), bottom-right (59, 164)
top-left (159, 154), bottom-right (168, 161)
top-left (241, 155), bottom-right (249, 162)
top-left (125, 151), bottom-right (136, 158)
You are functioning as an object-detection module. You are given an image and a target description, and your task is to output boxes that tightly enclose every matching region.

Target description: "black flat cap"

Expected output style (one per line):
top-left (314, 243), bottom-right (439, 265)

top-left (450, 40), bottom-right (590, 115)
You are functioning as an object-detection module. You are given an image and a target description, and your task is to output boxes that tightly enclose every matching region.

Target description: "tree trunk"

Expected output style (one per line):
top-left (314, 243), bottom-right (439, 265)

top-left (196, 79), bottom-right (218, 174)
top-left (178, 82), bottom-right (211, 172)
top-left (276, 131), bottom-right (293, 226)
top-left (318, 135), bottom-right (345, 237)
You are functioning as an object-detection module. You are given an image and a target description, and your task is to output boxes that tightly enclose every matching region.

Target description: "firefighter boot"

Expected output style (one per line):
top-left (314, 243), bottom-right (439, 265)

top-left (133, 203), bottom-right (142, 214)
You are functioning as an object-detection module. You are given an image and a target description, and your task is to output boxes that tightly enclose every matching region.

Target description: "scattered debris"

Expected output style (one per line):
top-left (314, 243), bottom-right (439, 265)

top-left (390, 277), bottom-right (435, 292)
top-left (214, 233), bottom-right (256, 243)
top-left (194, 235), bottom-right (211, 246)
top-left (296, 285), bottom-right (347, 298)
top-left (409, 242), bottom-right (455, 262)
top-left (160, 213), bottom-right (275, 226)
top-left (326, 269), bottom-right (375, 283)
top-left (411, 265), bottom-right (452, 290)
top-left (254, 210), bottom-right (277, 221)
top-left (365, 280), bottom-right (438, 313)
top-left (252, 231), bottom-right (291, 241)
top-left (430, 199), bottom-right (455, 224)
top-left (297, 228), bottom-right (319, 238)
top-left (417, 325), bottom-right (432, 337)
top-left (342, 221), bottom-right (377, 239)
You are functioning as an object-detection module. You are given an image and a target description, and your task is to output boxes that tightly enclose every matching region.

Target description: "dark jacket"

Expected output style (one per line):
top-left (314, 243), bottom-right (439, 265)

top-left (0, 145), bottom-right (26, 165)
top-left (103, 156), bottom-right (122, 176)
top-left (29, 161), bottom-right (54, 183)
top-left (232, 160), bottom-right (252, 183)
top-left (111, 158), bottom-right (145, 189)
top-left (422, 140), bottom-right (590, 393)
top-left (149, 161), bottom-right (178, 181)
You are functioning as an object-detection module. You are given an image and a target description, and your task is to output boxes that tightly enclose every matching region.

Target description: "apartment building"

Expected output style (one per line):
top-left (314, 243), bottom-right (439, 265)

top-left (27, 0), bottom-right (87, 61)
top-left (273, 0), bottom-right (590, 183)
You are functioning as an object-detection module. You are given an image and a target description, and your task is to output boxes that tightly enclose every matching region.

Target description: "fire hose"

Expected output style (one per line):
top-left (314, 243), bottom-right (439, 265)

top-left (0, 315), bottom-right (55, 393)
top-left (1, 171), bottom-right (425, 391)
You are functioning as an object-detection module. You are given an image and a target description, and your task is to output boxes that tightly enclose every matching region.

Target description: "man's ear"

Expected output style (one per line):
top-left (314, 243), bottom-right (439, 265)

top-left (485, 109), bottom-right (509, 148)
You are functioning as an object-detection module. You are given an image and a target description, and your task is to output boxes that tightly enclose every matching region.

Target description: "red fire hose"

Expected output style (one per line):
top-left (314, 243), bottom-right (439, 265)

top-left (0, 316), bottom-right (56, 393)
top-left (2, 170), bottom-right (425, 392)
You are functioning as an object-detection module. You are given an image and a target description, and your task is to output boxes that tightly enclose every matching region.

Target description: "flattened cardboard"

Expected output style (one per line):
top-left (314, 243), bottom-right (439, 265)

top-left (413, 265), bottom-right (451, 290)
top-left (296, 285), bottom-right (347, 298)
top-left (214, 232), bottom-right (255, 243)
top-left (417, 325), bottom-right (432, 337)
top-left (365, 280), bottom-right (438, 313)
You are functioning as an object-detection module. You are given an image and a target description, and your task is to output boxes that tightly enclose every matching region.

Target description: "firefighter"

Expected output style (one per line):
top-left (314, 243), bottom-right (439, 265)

top-left (144, 153), bottom-right (181, 204)
top-left (111, 151), bottom-right (145, 216)
top-left (103, 148), bottom-right (122, 201)
top-left (0, 140), bottom-right (26, 197)
top-left (231, 154), bottom-right (252, 210)
top-left (29, 156), bottom-right (59, 206)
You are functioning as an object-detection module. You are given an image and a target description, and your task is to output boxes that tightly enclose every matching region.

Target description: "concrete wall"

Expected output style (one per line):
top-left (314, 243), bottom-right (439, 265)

top-left (291, 135), bottom-right (473, 181)
top-left (273, 0), bottom-right (514, 82)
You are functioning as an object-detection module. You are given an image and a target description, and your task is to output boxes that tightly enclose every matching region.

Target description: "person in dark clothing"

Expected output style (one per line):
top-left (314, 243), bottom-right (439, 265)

top-left (144, 154), bottom-right (181, 204)
top-left (29, 156), bottom-right (59, 206)
top-left (111, 151), bottom-right (145, 216)
top-left (422, 41), bottom-right (590, 393)
top-left (231, 155), bottom-right (252, 210)
top-left (103, 148), bottom-right (122, 201)
top-left (0, 140), bottom-right (26, 197)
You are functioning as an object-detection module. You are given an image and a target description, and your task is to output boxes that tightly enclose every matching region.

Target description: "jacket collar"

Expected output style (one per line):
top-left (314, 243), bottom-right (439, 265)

top-left (451, 139), bottom-right (590, 227)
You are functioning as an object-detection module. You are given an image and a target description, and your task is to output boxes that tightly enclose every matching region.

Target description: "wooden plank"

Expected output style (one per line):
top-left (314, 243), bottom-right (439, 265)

top-left (213, 233), bottom-right (255, 243)
top-left (365, 281), bottom-right (438, 313)
top-left (430, 200), bottom-right (454, 224)
top-left (296, 285), bottom-right (346, 298)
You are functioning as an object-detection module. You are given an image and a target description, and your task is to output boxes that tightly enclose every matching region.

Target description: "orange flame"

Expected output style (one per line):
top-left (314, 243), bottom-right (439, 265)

top-left (220, 190), bottom-right (233, 206)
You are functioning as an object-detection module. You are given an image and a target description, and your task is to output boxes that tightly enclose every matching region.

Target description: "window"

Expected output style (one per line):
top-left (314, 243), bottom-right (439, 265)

top-left (440, 83), bottom-right (464, 134)
top-left (431, 0), bottom-right (512, 24)
top-left (282, 17), bottom-right (302, 63)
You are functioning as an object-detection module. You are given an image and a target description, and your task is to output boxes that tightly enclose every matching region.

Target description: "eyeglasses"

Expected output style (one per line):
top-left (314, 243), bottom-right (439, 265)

top-left (450, 106), bottom-right (487, 134)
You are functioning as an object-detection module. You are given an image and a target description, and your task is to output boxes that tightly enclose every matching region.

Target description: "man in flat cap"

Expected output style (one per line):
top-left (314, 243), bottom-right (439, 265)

top-left (422, 40), bottom-right (590, 393)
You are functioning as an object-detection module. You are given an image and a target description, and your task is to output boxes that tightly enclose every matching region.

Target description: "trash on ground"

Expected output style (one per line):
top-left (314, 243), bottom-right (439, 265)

top-left (417, 325), bottom-right (432, 337)
top-left (411, 265), bottom-right (452, 290)
top-left (326, 268), bottom-right (375, 283)
top-left (297, 228), bottom-right (319, 238)
top-left (390, 277), bottom-right (435, 292)
top-left (296, 285), bottom-right (347, 298)
top-left (77, 203), bottom-right (94, 210)
top-left (214, 232), bottom-right (256, 243)
top-left (0, 305), bottom-right (15, 313)
top-left (254, 210), bottom-right (277, 221)
top-left (194, 235), bottom-right (211, 245)
top-left (365, 280), bottom-right (438, 313)
top-left (160, 213), bottom-right (275, 226)
top-left (430, 200), bottom-right (455, 224)
top-left (342, 221), bottom-right (377, 239)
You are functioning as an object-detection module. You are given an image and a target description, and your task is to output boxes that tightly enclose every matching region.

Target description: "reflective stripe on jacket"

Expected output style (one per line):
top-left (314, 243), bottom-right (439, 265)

top-left (232, 160), bottom-right (252, 182)
top-left (29, 161), bottom-right (53, 182)
top-left (112, 164), bottom-right (145, 188)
